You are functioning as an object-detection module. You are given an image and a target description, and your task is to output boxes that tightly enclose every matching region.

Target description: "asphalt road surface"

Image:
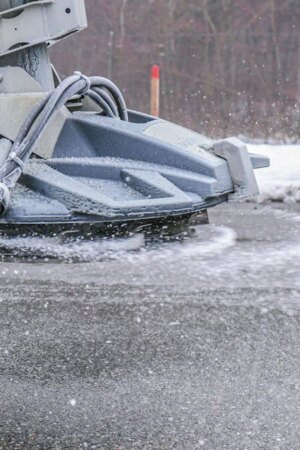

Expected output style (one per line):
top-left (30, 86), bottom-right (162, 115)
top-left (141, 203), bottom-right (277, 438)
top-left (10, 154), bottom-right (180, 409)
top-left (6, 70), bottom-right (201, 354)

top-left (0, 202), bottom-right (299, 450)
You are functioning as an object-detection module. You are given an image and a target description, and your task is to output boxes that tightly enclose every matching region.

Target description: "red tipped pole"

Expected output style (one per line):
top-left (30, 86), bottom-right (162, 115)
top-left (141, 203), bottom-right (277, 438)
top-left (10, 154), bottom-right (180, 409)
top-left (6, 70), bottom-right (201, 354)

top-left (151, 64), bottom-right (160, 117)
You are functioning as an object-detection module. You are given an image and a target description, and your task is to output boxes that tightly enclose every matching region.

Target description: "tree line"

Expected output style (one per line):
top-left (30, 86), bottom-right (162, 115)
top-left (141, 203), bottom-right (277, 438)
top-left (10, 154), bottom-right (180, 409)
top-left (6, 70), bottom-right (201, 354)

top-left (51, 0), bottom-right (300, 141)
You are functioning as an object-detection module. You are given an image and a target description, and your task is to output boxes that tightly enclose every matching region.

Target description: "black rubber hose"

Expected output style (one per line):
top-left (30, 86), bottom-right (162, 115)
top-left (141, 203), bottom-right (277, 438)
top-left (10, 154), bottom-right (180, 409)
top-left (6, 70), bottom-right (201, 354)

top-left (0, 76), bottom-right (85, 183)
top-left (13, 74), bottom-right (83, 150)
top-left (13, 94), bottom-right (51, 149)
top-left (92, 87), bottom-right (119, 118)
top-left (15, 77), bottom-right (86, 158)
top-left (89, 76), bottom-right (128, 121)
top-left (0, 73), bottom-right (128, 193)
top-left (86, 89), bottom-right (116, 118)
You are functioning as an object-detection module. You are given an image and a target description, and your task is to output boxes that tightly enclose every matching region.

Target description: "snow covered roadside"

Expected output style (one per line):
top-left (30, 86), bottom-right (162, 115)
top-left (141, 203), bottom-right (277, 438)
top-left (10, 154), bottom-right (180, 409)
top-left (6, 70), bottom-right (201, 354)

top-left (248, 144), bottom-right (300, 203)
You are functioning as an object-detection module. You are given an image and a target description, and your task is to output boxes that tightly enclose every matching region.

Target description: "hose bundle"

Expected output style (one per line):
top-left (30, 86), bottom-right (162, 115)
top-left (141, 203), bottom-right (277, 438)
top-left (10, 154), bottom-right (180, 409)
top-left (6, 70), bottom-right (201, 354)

top-left (0, 72), bottom-right (128, 213)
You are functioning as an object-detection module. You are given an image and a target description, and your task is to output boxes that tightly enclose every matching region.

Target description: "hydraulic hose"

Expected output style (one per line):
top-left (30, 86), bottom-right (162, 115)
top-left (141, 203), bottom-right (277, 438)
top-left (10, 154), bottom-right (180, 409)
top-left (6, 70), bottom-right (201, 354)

top-left (0, 72), bottom-right (128, 213)
top-left (86, 89), bottom-right (116, 118)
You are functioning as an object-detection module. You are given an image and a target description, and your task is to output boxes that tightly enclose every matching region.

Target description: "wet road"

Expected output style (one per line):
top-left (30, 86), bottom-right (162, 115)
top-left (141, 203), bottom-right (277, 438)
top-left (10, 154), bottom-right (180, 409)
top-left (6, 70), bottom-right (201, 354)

top-left (0, 202), bottom-right (299, 449)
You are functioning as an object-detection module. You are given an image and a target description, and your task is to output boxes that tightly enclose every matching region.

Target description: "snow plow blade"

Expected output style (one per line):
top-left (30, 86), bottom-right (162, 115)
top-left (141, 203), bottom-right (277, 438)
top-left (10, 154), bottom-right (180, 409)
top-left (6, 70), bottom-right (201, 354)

top-left (0, 0), bottom-right (269, 232)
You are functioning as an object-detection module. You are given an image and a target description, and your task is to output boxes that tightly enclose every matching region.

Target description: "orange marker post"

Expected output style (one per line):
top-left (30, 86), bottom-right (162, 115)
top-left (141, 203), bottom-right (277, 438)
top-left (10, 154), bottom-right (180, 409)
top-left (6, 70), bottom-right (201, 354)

top-left (151, 65), bottom-right (160, 117)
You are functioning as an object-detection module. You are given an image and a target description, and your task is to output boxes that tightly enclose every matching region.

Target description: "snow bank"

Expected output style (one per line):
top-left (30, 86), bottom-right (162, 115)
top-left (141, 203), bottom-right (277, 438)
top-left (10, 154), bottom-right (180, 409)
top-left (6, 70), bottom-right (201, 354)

top-left (248, 144), bottom-right (300, 203)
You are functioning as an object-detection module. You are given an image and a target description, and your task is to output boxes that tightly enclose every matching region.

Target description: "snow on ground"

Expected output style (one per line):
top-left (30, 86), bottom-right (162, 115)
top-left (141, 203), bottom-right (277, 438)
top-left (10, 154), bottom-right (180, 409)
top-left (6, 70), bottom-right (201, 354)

top-left (248, 144), bottom-right (300, 203)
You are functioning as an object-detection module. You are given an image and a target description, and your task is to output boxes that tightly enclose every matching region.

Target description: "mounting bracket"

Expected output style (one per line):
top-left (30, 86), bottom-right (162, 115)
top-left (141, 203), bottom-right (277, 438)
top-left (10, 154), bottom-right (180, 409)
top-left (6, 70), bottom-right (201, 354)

top-left (0, 0), bottom-right (87, 57)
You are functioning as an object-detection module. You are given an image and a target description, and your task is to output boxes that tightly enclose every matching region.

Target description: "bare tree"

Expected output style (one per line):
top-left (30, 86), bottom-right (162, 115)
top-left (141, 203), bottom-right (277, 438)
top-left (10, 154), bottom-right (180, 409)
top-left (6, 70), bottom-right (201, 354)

top-left (50, 0), bottom-right (300, 141)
